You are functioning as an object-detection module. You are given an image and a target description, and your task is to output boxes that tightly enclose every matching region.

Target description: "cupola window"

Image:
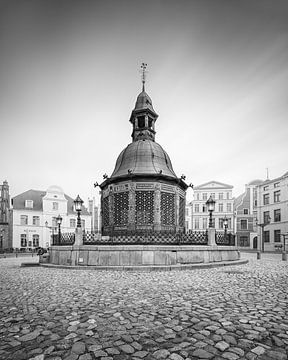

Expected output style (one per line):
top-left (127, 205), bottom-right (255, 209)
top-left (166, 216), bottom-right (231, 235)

top-left (148, 117), bottom-right (153, 128)
top-left (137, 116), bottom-right (145, 129)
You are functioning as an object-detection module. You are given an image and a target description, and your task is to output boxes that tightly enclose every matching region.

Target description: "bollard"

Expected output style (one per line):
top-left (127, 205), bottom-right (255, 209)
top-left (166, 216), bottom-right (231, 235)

top-left (282, 251), bottom-right (287, 261)
top-left (257, 251), bottom-right (261, 260)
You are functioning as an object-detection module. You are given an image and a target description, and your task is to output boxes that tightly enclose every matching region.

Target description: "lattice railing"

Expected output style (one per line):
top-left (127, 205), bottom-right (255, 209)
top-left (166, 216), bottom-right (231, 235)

top-left (52, 233), bottom-right (75, 246)
top-left (83, 230), bottom-right (208, 246)
top-left (216, 232), bottom-right (235, 246)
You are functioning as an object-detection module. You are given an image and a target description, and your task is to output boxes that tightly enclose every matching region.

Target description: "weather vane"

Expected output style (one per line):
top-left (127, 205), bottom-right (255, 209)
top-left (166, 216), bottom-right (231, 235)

top-left (140, 63), bottom-right (147, 91)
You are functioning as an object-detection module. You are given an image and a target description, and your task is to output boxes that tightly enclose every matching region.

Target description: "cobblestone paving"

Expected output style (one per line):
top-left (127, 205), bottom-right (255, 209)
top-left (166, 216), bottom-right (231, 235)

top-left (0, 253), bottom-right (287, 360)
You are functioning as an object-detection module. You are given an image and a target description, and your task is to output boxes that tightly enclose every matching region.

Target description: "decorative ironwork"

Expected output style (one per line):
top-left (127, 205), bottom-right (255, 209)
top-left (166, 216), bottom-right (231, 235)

top-left (52, 232), bottom-right (75, 246)
top-left (114, 192), bottom-right (129, 226)
top-left (179, 196), bottom-right (185, 227)
top-left (161, 192), bottom-right (175, 225)
top-left (102, 197), bottom-right (110, 227)
top-left (135, 191), bottom-right (154, 225)
top-left (216, 232), bottom-right (235, 246)
top-left (82, 230), bottom-right (208, 246)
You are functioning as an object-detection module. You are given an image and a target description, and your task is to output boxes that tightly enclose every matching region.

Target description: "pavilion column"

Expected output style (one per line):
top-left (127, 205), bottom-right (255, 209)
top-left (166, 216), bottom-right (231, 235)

top-left (128, 183), bottom-right (136, 231)
top-left (175, 190), bottom-right (180, 232)
top-left (154, 184), bottom-right (161, 231)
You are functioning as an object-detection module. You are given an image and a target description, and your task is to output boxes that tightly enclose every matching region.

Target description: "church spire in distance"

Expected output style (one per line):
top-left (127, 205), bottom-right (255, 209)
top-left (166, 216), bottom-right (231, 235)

top-left (129, 63), bottom-right (158, 142)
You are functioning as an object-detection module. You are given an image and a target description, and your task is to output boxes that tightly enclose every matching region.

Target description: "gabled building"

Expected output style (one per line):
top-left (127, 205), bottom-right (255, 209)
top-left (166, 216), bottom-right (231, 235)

top-left (234, 180), bottom-right (263, 249)
top-left (256, 171), bottom-right (288, 251)
top-left (192, 181), bottom-right (234, 232)
top-left (11, 185), bottom-right (91, 251)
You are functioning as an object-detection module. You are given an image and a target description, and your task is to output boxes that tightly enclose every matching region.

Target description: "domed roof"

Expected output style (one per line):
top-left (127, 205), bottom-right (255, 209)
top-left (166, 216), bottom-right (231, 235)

top-left (134, 91), bottom-right (156, 113)
top-left (111, 139), bottom-right (177, 179)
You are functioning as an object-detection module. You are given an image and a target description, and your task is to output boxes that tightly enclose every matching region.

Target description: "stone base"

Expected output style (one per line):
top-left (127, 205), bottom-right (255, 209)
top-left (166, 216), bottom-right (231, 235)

top-left (48, 245), bottom-right (240, 269)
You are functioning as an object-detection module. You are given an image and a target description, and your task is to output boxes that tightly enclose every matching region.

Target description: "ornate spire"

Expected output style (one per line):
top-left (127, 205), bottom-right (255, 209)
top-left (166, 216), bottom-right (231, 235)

top-left (140, 63), bottom-right (147, 92)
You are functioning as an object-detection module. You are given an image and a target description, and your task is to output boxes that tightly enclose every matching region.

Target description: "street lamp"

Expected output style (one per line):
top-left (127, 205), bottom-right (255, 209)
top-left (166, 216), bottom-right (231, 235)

top-left (56, 215), bottom-right (62, 245)
top-left (206, 195), bottom-right (216, 228)
top-left (223, 216), bottom-right (228, 239)
top-left (74, 195), bottom-right (84, 228)
top-left (256, 215), bottom-right (271, 252)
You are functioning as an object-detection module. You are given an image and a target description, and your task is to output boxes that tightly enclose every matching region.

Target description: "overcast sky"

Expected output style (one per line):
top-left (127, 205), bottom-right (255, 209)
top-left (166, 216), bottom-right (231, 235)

top-left (1, 0), bottom-right (288, 205)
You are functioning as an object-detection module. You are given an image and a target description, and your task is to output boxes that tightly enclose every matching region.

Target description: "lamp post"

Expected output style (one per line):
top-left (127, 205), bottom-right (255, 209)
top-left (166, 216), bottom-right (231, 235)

top-left (223, 215), bottom-right (228, 240)
top-left (56, 215), bottom-right (62, 245)
top-left (74, 195), bottom-right (84, 228)
top-left (206, 196), bottom-right (216, 228)
top-left (281, 233), bottom-right (288, 261)
top-left (256, 216), bottom-right (270, 253)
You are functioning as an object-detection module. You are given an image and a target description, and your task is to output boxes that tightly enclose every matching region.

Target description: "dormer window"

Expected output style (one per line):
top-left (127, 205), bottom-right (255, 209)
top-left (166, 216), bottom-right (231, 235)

top-left (52, 202), bottom-right (58, 210)
top-left (25, 200), bottom-right (33, 209)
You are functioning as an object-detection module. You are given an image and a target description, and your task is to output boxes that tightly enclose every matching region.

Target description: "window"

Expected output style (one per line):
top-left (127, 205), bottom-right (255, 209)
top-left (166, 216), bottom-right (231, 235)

top-left (240, 219), bottom-right (248, 230)
top-left (274, 209), bottom-right (281, 222)
top-left (263, 211), bottom-right (270, 224)
top-left (243, 209), bottom-right (249, 215)
top-left (32, 216), bottom-right (40, 226)
top-left (263, 194), bottom-right (269, 205)
top-left (274, 230), bottom-right (281, 243)
top-left (219, 193), bottom-right (223, 200)
top-left (263, 185), bottom-right (269, 191)
top-left (239, 236), bottom-right (249, 247)
top-left (202, 205), bottom-right (207, 212)
top-left (52, 217), bottom-right (57, 228)
top-left (137, 116), bottom-right (145, 128)
top-left (194, 218), bottom-right (199, 229)
top-left (33, 234), bottom-right (39, 247)
top-left (25, 200), bottom-right (33, 208)
top-left (219, 218), bottom-right (224, 229)
top-left (274, 190), bottom-right (280, 203)
top-left (274, 182), bottom-right (280, 188)
top-left (81, 219), bottom-right (85, 228)
top-left (185, 208), bottom-right (189, 216)
top-left (226, 192), bottom-right (230, 199)
top-left (210, 193), bottom-right (215, 200)
top-left (20, 234), bottom-right (27, 247)
top-left (196, 193), bottom-right (200, 200)
top-left (20, 215), bottom-right (28, 225)
top-left (264, 231), bottom-right (270, 243)
top-left (228, 218), bottom-right (232, 229)
top-left (194, 204), bottom-right (199, 213)
top-left (202, 218), bottom-right (207, 229)
top-left (70, 219), bottom-right (76, 228)
top-left (227, 203), bottom-right (232, 212)
top-left (52, 202), bottom-right (58, 210)
top-left (218, 203), bottom-right (223, 212)
top-left (148, 117), bottom-right (153, 128)
top-left (202, 193), bottom-right (207, 201)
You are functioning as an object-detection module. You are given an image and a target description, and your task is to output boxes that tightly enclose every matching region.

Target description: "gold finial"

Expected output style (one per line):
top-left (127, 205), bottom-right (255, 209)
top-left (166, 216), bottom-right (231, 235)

top-left (140, 63), bottom-right (147, 91)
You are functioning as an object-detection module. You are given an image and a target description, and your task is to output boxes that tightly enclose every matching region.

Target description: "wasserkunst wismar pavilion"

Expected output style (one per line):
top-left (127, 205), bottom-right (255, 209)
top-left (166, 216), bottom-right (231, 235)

top-left (47, 65), bottom-right (240, 269)
top-left (99, 69), bottom-right (188, 236)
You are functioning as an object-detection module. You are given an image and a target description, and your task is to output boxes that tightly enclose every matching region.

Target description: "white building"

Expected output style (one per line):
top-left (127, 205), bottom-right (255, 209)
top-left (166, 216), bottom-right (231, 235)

top-left (256, 171), bottom-right (288, 251)
top-left (191, 181), bottom-right (235, 232)
top-left (11, 185), bottom-right (91, 250)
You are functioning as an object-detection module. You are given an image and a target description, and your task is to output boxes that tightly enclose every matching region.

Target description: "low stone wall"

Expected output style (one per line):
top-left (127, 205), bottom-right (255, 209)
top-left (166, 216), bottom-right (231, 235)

top-left (49, 245), bottom-right (240, 268)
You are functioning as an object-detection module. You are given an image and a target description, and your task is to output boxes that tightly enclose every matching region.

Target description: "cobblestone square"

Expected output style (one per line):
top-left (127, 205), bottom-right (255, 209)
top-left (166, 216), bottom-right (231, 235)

top-left (0, 253), bottom-right (287, 360)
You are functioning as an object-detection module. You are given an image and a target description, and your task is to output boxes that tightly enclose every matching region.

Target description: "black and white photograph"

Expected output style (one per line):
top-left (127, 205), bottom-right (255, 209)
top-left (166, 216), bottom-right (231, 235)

top-left (0, 1), bottom-right (288, 359)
